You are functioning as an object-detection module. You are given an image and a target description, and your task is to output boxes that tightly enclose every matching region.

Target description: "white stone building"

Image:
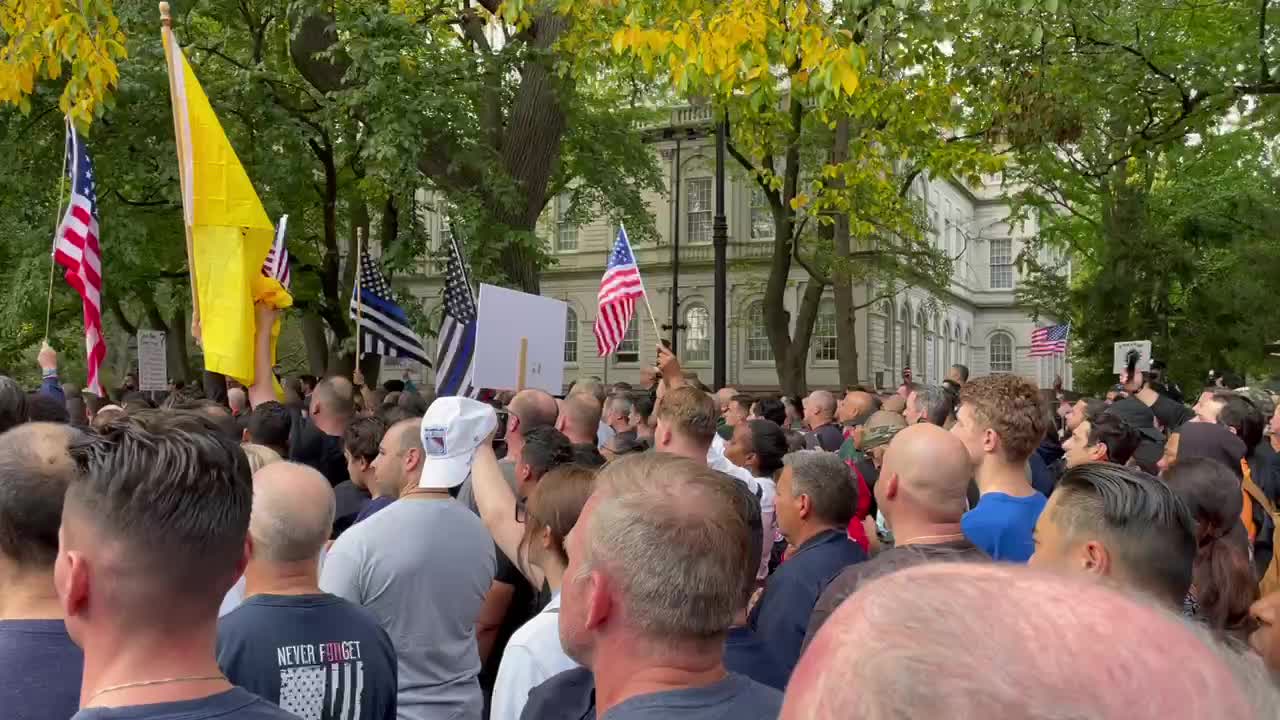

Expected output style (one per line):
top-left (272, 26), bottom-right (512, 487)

top-left (405, 108), bottom-right (1071, 391)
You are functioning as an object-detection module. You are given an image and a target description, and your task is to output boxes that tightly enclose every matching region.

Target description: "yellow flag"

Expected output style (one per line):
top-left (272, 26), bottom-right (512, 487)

top-left (162, 29), bottom-right (291, 387)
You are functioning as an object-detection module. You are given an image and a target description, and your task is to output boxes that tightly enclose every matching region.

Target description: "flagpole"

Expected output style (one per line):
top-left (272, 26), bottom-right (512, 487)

top-left (159, 2), bottom-right (201, 343)
top-left (355, 228), bottom-right (363, 360)
top-left (44, 117), bottom-right (70, 342)
top-left (621, 223), bottom-right (663, 344)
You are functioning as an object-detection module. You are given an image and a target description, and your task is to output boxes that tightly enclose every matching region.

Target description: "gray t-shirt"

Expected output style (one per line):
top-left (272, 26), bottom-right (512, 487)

top-left (603, 674), bottom-right (781, 720)
top-left (455, 460), bottom-right (518, 515)
top-left (72, 688), bottom-right (295, 719)
top-left (320, 497), bottom-right (496, 720)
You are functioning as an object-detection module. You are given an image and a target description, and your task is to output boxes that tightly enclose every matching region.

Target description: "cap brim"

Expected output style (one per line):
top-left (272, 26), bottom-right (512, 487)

top-left (419, 452), bottom-right (474, 490)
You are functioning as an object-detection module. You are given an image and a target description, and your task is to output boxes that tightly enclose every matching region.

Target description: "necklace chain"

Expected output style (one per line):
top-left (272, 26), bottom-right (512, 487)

top-left (895, 532), bottom-right (966, 546)
top-left (87, 675), bottom-right (225, 705)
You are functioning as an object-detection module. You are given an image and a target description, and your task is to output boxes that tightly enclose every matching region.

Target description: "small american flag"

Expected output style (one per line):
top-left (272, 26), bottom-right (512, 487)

top-left (1029, 324), bottom-right (1070, 357)
top-left (594, 227), bottom-right (646, 357)
top-left (52, 124), bottom-right (106, 397)
top-left (262, 214), bottom-right (290, 289)
top-left (434, 234), bottom-right (478, 397)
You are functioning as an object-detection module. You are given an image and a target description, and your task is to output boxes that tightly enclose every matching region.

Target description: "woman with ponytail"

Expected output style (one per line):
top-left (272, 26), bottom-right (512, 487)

top-left (470, 440), bottom-right (597, 720)
top-left (1163, 457), bottom-right (1259, 639)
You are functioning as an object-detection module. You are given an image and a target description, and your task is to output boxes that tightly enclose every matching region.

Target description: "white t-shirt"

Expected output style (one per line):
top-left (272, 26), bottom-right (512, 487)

top-left (490, 593), bottom-right (577, 720)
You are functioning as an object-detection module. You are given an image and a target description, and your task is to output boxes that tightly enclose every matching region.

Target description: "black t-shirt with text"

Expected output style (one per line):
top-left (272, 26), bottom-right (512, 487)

top-left (217, 593), bottom-right (397, 720)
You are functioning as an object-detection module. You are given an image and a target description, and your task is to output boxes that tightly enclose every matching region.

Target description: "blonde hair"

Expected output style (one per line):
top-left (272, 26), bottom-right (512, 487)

top-left (241, 443), bottom-right (284, 473)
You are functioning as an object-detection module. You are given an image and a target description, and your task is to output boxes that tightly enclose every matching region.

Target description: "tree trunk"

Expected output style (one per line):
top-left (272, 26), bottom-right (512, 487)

top-left (359, 353), bottom-right (383, 391)
top-left (829, 118), bottom-right (859, 388)
top-left (301, 312), bottom-right (330, 375)
top-left (167, 304), bottom-right (191, 383)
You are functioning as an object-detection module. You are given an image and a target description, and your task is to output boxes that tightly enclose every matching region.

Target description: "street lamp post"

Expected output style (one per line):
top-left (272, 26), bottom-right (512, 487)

top-left (712, 118), bottom-right (728, 389)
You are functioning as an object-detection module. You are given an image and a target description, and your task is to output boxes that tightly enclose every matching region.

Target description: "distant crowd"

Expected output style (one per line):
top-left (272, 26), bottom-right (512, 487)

top-left (1, 337), bottom-right (1279, 720)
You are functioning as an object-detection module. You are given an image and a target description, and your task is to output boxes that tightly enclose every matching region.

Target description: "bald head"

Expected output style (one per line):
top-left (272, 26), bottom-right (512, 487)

top-left (560, 394), bottom-right (603, 445)
top-left (510, 389), bottom-right (558, 431)
top-left (227, 386), bottom-right (247, 413)
top-left (804, 390), bottom-right (837, 430)
top-left (249, 462), bottom-right (335, 564)
top-left (838, 391), bottom-right (877, 424)
top-left (880, 424), bottom-right (971, 521)
top-left (311, 377), bottom-right (355, 422)
top-left (881, 395), bottom-right (906, 414)
top-left (0, 423), bottom-right (77, 568)
top-left (786, 564), bottom-right (1253, 720)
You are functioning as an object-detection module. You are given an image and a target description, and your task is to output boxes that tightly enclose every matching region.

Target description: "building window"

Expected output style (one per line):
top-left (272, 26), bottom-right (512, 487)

top-left (615, 319), bottom-right (640, 363)
top-left (990, 238), bottom-right (1014, 289)
top-left (897, 306), bottom-right (908, 373)
top-left (914, 311), bottom-right (927, 380)
top-left (750, 186), bottom-right (773, 240)
top-left (813, 299), bottom-right (838, 362)
top-left (942, 321), bottom-right (952, 370)
top-left (564, 307), bottom-right (578, 364)
top-left (881, 303), bottom-right (893, 373)
top-left (687, 177), bottom-right (713, 243)
top-left (989, 332), bottom-right (1014, 373)
top-left (554, 194), bottom-right (577, 252)
top-left (747, 302), bottom-right (773, 362)
top-left (683, 304), bottom-right (711, 363)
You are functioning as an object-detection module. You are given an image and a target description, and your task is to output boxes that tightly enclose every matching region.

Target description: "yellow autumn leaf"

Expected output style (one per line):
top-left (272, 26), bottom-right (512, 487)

top-left (835, 61), bottom-right (859, 96)
top-left (790, 193), bottom-right (810, 210)
top-left (611, 29), bottom-right (626, 53)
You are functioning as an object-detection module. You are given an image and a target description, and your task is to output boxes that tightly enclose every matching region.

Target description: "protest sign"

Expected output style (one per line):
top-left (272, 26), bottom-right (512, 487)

top-left (473, 284), bottom-right (567, 394)
top-left (1112, 340), bottom-right (1152, 374)
top-left (137, 330), bottom-right (168, 391)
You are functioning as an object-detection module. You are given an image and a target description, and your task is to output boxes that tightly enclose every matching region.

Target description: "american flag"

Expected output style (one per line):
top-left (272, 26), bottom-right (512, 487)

top-left (1029, 323), bottom-right (1070, 357)
top-left (594, 226), bottom-right (646, 357)
top-left (348, 251), bottom-right (431, 367)
top-left (52, 125), bottom-right (106, 397)
top-left (434, 234), bottom-right (477, 397)
top-left (262, 214), bottom-right (291, 289)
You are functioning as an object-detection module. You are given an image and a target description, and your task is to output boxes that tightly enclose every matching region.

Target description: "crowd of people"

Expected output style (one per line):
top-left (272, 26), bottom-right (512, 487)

top-left (3, 333), bottom-right (1280, 720)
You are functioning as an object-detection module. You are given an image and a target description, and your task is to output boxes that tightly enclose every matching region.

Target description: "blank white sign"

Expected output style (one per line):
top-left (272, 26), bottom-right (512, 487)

top-left (473, 284), bottom-right (567, 395)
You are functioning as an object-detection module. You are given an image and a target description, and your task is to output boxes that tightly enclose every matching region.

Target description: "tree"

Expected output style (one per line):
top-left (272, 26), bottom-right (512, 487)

top-left (0, 0), bottom-right (127, 126)
top-left (286, 0), bottom-right (666, 294)
top-left (607, 0), bottom-right (1001, 393)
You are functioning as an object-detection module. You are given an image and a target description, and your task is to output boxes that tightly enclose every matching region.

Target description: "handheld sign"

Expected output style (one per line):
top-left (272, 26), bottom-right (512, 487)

top-left (473, 284), bottom-right (567, 395)
top-left (137, 330), bottom-right (168, 391)
top-left (1112, 340), bottom-right (1152, 374)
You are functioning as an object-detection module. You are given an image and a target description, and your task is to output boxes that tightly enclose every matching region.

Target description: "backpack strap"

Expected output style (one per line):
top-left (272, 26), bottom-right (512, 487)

top-left (1243, 473), bottom-right (1279, 520)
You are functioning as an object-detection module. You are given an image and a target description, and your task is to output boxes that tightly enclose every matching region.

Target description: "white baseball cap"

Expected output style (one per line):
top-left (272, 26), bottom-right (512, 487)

top-left (418, 396), bottom-right (498, 490)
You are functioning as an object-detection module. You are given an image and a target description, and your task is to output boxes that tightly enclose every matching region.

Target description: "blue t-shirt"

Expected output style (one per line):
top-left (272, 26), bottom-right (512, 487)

top-left (962, 491), bottom-right (1048, 563)
top-left (216, 593), bottom-right (397, 720)
top-left (723, 626), bottom-right (787, 691)
top-left (0, 619), bottom-right (83, 720)
top-left (72, 688), bottom-right (295, 719)
top-left (355, 495), bottom-right (395, 523)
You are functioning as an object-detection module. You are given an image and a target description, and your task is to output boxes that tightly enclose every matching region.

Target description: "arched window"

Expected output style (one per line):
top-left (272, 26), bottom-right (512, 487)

top-left (564, 306), bottom-right (578, 363)
top-left (989, 331), bottom-right (1014, 373)
top-left (880, 302), bottom-right (893, 374)
top-left (616, 317), bottom-right (640, 364)
top-left (813, 299), bottom-right (838, 362)
top-left (914, 310), bottom-right (927, 380)
top-left (964, 328), bottom-right (972, 365)
top-left (942, 320), bottom-right (951, 375)
top-left (897, 305), bottom-right (908, 373)
top-left (683, 304), bottom-right (711, 363)
top-left (746, 302), bottom-right (773, 362)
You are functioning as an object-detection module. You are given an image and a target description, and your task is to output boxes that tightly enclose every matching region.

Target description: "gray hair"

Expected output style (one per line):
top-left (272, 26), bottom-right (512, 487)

top-left (794, 563), bottom-right (1258, 720)
top-left (581, 453), bottom-right (751, 645)
top-left (249, 462), bottom-right (335, 564)
top-left (783, 450), bottom-right (857, 527)
top-left (915, 384), bottom-right (956, 426)
top-left (570, 378), bottom-right (607, 404)
top-left (607, 393), bottom-right (633, 418)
